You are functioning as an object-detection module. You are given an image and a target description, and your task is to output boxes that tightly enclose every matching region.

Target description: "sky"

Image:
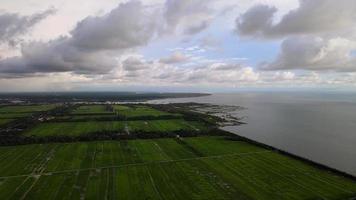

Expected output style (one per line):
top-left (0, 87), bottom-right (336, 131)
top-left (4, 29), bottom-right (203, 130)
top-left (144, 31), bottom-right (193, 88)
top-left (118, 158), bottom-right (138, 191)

top-left (0, 0), bottom-right (355, 92)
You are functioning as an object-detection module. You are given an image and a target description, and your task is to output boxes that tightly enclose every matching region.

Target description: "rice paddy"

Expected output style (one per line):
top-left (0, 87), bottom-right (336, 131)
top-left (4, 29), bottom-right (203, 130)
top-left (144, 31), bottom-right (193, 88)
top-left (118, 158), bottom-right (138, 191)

top-left (0, 137), bottom-right (355, 199)
top-left (1, 104), bottom-right (356, 199)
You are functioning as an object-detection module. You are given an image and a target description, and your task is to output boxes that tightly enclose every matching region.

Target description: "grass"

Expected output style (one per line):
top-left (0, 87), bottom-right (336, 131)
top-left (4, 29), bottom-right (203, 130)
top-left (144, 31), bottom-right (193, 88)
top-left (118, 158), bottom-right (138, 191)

top-left (127, 119), bottom-right (207, 132)
top-left (0, 113), bottom-right (32, 119)
top-left (2, 103), bottom-right (356, 199)
top-left (71, 105), bottom-right (112, 115)
top-left (0, 118), bottom-right (15, 126)
top-left (0, 104), bottom-right (57, 113)
top-left (24, 119), bottom-right (206, 137)
top-left (24, 121), bottom-right (126, 137)
top-left (0, 137), bottom-right (355, 199)
top-left (183, 136), bottom-right (263, 155)
top-left (68, 114), bottom-right (117, 120)
top-left (114, 105), bottom-right (180, 118)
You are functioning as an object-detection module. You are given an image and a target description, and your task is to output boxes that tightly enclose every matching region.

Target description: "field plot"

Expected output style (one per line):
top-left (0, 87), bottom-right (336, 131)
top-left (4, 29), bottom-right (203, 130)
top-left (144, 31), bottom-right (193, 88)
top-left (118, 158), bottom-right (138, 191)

top-left (24, 121), bottom-right (126, 137)
top-left (55, 114), bottom-right (119, 122)
top-left (0, 118), bottom-right (15, 126)
top-left (0, 104), bottom-right (57, 113)
top-left (25, 119), bottom-right (205, 137)
top-left (0, 113), bottom-right (32, 119)
top-left (114, 105), bottom-right (180, 119)
top-left (126, 119), bottom-right (206, 132)
top-left (71, 105), bottom-right (113, 115)
top-left (0, 137), bottom-right (355, 199)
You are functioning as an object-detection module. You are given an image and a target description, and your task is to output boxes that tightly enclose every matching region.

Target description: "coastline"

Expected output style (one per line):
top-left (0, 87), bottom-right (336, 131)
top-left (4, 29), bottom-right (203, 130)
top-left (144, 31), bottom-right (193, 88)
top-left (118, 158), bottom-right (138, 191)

top-left (223, 129), bottom-right (356, 181)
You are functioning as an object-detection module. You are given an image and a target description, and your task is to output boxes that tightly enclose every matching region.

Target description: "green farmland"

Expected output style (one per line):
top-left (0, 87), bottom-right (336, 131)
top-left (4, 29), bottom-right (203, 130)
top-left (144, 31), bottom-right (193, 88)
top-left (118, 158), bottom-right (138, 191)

top-left (0, 104), bottom-right (58, 126)
top-left (0, 118), bottom-right (15, 126)
top-left (114, 105), bottom-right (180, 118)
top-left (25, 119), bottom-right (206, 137)
top-left (56, 114), bottom-right (118, 121)
top-left (0, 105), bottom-right (57, 113)
top-left (71, 105), bottom-right (113, 115)
top-left (0, 113), bottom-right (32, 119)
top-left (0, 137), bottom-right (355, 199)
top-left (1, 103), bottom-right (356, 199)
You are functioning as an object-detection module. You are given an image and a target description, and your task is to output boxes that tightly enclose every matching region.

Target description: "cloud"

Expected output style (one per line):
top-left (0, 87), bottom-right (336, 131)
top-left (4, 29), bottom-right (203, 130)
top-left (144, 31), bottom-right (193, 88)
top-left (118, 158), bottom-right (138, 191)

top-left (235, 0), bottom-right (356, 72)
top-left (0, 0), bottom-right (223, 78)
top-left (0, 1), bottom-right (157, 76)
top-left (70, 1), bottom-right (157, 51)
top-left (210, 63), bottom-right (242, 71)
top-left (235, 5), bottom-right (277, 38)
top-left (122, 56), bottom-right (148, 71)
top-left (0, 8), bottom-right (55, 44)
top-left (159, 52), bottom-right (188, 64)
top-left (164, 0), bottom-right (214, 35)
top-left (260, 36), bottom-right (356, 71)
top-left (236, 0), bottom-right (356, 38)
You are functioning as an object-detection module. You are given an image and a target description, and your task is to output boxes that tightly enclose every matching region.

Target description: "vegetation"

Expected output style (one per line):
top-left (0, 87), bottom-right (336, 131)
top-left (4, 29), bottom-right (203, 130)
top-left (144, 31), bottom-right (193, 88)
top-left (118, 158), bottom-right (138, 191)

top-left (0, 137), bottom-right (355, 199)
top-left (0, 113), bottom-right (32, 119)
top-left (0, 103), bottom-right (356, 199)
top-left (0, 118), bottom-right (14, 126)
top-left (0, 104), bottom-right (57, 113)
top-left (71, 105), bottom-right (113, 115)
top-left (114, 105), bottom-right (181, 120)
top-left (24, 119), bottom-right (206, 137)
top-left (25, 121), bottom-right (126, 137)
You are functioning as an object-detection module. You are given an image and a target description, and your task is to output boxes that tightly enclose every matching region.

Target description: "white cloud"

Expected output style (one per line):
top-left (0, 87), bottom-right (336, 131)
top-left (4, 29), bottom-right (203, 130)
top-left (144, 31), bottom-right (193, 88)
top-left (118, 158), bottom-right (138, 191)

top-left (261, 36), bottom-right (356, 71)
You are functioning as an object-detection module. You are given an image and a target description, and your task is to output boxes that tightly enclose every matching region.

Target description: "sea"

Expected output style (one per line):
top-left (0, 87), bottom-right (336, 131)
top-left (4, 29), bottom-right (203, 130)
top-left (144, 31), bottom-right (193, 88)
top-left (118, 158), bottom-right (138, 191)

top-left (148, 91), bottom-right (356, 176)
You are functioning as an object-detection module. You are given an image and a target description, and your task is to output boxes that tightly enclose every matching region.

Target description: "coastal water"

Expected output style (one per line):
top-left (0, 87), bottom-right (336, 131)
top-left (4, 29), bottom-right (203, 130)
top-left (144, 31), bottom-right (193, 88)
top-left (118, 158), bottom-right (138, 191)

top-left (149, 91), bottom-right (356, 176)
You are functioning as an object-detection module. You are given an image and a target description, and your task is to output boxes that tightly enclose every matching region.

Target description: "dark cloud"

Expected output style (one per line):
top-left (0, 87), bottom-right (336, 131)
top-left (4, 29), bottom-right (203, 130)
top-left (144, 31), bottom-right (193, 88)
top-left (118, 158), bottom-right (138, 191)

top-left (236, 0), bottom-right (356, 72)
top-left (0, 8), bottom-right (55, 44)
top-left (122, 57), bottom-right (147, 71)
top-left (0, 1), bottom-right (157, 76)
top-left (236, 0), bottom-right (356, 38)
top-left (0, 0), bottom-right (219, 78)
top-left (70, 1), bottom-right (157, 51)
top-left (164, 0), bottom-right (213, 35)
top-left (235, 5), bottom-right (276, 38)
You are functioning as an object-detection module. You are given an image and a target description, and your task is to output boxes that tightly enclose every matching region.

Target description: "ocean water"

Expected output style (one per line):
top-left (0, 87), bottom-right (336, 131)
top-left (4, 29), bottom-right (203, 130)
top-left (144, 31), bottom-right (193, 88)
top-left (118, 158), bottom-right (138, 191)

top-left (149, 91), bottom-right (356, 176)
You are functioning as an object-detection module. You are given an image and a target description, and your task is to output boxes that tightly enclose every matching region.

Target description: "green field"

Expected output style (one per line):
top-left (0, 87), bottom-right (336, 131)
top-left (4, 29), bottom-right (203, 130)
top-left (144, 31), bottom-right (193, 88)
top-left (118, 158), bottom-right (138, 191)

top-left (0, 105), bottom-right (57, 113)
top-left (0, 113), bottom-right (32, 119)
top-left (0, 118), bottom-right (15, 126)
top-left (56, 114), bottom-right (118, 121)
top-left (2, 104), bottom-right (356, 199)
top-left (0, 137), bottom-right (355, 199)
top-left (126, 119), bottom-right (206, 132)
top-left (0, 105), bottom-right (57, 120)
top-left (71, 105), bottom-right (112, 115)
top-left (25, 121), bottom-right (125, 137)
top-left (25, 119), bottom-right (206, 137)
top-left (114, 105), bottom-right (180, 118)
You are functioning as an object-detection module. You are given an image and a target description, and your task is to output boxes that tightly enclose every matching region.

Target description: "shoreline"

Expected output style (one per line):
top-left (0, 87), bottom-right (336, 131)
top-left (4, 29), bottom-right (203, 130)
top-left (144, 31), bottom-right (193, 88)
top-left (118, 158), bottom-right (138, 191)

top-left (225, 130), bottom-right (356, 181)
